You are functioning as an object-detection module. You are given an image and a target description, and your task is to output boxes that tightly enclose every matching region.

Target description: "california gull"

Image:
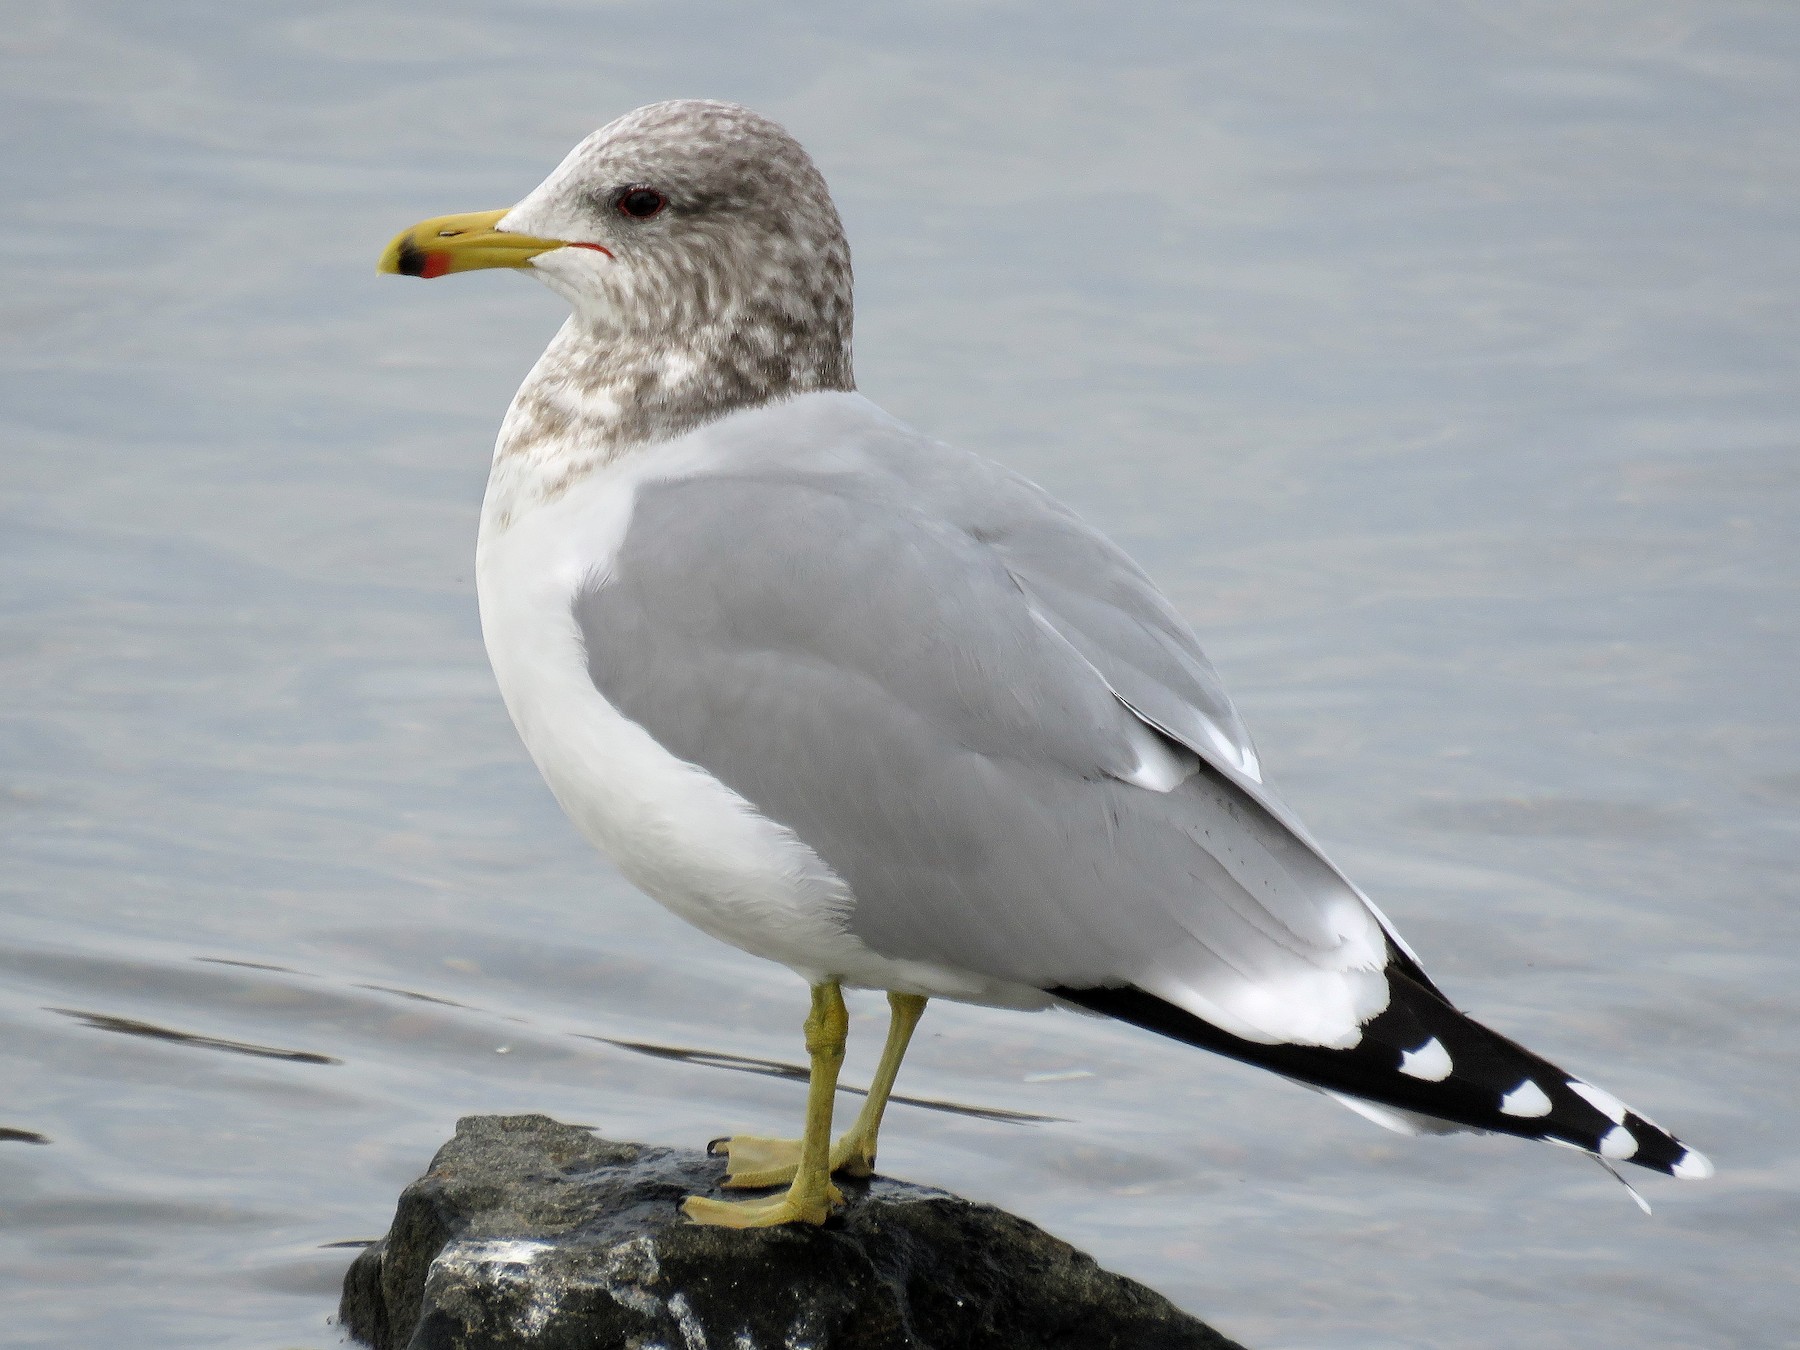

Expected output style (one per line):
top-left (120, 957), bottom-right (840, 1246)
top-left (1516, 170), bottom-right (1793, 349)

top-left (378, 99), bottom-right (1711, 1226)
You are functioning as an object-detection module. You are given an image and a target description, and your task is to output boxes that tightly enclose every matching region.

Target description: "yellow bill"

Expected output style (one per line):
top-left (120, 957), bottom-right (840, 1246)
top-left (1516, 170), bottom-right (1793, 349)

top-left (378, 209), bottom-right (603, 278)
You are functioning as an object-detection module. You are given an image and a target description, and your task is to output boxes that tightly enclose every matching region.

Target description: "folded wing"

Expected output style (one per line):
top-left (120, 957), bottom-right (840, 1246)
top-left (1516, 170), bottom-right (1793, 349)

top-left (578, 447), bottom-right (1393, 1051)
top-left (572, 407), bottom-right (1710, 1178)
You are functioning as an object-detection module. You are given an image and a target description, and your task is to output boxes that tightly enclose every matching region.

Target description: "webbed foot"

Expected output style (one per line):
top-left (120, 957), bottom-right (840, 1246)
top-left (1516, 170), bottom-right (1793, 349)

top-left (682, 1181), bottom-right (841, 1227)
top-left (711, 1132), bottom-right (876, 1188)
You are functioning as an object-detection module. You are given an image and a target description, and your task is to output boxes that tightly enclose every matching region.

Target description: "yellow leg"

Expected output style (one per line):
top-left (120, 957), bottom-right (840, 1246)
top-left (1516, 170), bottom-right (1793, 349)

top-left (829, 992), bottom-right (926, 1176)
top-left (684, 982), bottom-right (848, 1227)
top-left (717, 992), bottom-right (927, 1187)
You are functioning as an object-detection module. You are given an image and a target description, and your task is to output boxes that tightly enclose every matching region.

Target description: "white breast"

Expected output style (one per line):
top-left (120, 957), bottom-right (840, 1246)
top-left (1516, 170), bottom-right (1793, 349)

top-left (474, 426), bottom-right (1033, 1004)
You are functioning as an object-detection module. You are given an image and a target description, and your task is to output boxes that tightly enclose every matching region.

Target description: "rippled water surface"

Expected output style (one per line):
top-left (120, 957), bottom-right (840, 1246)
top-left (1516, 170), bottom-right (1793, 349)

top-left (4, 4), bottom-right (1796, 1347)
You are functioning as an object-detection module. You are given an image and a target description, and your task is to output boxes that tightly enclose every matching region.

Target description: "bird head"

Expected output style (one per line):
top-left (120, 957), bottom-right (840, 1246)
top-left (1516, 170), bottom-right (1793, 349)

top-left (379, 100), bottom-right (853, 395)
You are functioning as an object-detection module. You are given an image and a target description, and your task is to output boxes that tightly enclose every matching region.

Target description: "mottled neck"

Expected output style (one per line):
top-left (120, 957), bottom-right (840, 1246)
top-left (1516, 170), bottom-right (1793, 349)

top-left (483, 312), bottom-right (852, 531)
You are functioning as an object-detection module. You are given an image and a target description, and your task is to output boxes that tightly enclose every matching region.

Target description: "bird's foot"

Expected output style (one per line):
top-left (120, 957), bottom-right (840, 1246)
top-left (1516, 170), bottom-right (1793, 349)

top-left (709, 1132), bottom-right (875, 1188)
top-left (710, 1134), bottom-right (802, 1188)
top-left (682, 1181), bottom-right (841, 1228)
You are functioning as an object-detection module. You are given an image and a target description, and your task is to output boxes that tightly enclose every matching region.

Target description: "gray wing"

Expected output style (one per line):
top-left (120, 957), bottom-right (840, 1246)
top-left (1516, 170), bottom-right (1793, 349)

top-left (973, 497), bottom-right (1263, 783)
top-left (951, 461), bottom-right (1435, 985)
top-left (578, 450), bottom-right (1393, 1048)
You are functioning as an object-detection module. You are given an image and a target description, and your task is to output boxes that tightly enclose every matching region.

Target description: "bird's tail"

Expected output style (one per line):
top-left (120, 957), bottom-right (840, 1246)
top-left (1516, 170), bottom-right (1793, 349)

top-left (1054, 969), bottom-right (1711, 1181)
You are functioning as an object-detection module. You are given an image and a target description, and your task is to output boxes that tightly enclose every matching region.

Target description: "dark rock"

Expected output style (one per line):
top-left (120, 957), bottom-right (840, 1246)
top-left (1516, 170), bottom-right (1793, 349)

top-left (341, 1113), bottom-right (1246, 1350)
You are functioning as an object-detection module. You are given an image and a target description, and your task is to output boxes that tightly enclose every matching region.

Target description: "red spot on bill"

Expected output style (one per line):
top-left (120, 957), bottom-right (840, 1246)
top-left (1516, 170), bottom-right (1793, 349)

top-left (421, 252), bottom-right (451, 279)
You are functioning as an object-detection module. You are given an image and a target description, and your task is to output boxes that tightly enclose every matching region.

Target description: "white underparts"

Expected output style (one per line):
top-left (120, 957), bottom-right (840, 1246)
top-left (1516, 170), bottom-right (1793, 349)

top-left (476, 422), bottom-right (1047, 1007)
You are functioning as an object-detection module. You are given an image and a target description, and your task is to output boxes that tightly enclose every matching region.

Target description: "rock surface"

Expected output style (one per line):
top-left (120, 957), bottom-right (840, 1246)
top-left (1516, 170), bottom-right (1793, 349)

top-left (340, 1113), bottom-right (1246, 1350)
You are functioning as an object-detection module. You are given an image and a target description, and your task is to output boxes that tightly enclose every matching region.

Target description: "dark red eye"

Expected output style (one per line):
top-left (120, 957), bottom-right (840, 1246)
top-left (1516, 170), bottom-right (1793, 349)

top-left (617, 187), bottom-right (666, 220)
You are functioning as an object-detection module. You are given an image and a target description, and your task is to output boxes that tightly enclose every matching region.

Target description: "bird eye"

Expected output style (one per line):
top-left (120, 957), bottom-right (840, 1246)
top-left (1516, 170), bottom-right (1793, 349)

top-left (616, 187), bottom-right (666, 220)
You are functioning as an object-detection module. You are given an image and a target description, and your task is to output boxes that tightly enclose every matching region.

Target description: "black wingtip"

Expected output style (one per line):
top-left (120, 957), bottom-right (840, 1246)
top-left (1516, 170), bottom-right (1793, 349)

top-left (1052, 979), bottom-right (1707, 1179)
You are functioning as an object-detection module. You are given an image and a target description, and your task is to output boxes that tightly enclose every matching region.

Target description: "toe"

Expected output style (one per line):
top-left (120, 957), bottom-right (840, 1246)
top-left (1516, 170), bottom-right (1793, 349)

top-left (682, 1191), bottom-right (831, 1228)
top-left (717, 1135), bottom-right (805, 1187)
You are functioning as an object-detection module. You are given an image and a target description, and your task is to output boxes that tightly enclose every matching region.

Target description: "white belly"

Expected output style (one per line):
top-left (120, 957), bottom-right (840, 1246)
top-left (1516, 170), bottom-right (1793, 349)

top-left (474, 449), bottom-right (1036, 1004)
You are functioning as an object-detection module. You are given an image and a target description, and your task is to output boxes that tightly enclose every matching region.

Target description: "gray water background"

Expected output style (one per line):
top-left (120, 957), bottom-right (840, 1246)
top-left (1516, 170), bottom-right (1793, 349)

top-left (2, 3), bottom-right (1796, 1346)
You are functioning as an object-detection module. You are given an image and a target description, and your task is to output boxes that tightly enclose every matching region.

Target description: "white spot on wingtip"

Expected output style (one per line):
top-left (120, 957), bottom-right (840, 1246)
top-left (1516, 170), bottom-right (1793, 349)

top-left (1599, 1124), bottom-right (1639, 1160)
top-left (1673, 1148), bottom-right (1714, 1180)
top-left (1568, 1080), bottom-right (1629, 1123)
top-left (1397, 1037), bottom-right (1453, 1081)
top-left (1500, 1079), bottom-right (1553, 1117)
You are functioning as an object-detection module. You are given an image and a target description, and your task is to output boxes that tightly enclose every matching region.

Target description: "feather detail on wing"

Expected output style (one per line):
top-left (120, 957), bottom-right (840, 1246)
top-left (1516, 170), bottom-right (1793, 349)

top-left (562, 392), bottom-right (1709, 1179)
top-left (574, 397), bottom-right (1400, 1049)
top-left (1055, 977), bottom-right (1711, 1179)
top-left (970, 475), bottom-right (1445, 1000)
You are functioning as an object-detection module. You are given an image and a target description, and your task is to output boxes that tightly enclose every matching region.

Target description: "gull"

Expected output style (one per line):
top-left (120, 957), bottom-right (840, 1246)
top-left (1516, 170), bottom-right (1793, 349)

top-left (378, 100), bottom-right (1711, 1227)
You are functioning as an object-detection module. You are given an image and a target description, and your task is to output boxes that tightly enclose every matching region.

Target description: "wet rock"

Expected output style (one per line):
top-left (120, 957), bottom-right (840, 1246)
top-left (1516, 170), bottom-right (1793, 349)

top-left (340, 1113), bottom-right (1245, 1350)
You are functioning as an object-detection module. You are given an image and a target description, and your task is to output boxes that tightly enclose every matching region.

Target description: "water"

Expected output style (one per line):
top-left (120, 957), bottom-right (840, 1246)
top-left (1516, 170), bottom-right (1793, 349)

top-left (3, 4), bottom-right (1796, 1346)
